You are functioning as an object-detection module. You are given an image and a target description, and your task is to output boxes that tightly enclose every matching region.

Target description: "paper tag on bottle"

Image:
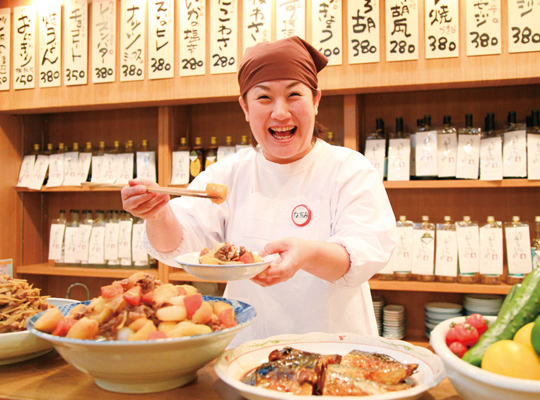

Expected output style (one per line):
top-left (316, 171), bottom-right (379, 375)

top-left (479, 136), bottom-right (503, 180)
top-left (63, 152), bottom-right (80, 186)
top-left (104, 222), bottom-right (120, 261)
top-left (387, 139), bottom-right (411, 181)
top-left (456, 134), bottom-right (481, 179)
top-left (171, 151), bottom-right (190, 185)
top-left (480, 225), bottom-right (503, 275)
top-left (503, 130), bottom-right (527, 177)
top-left (48, 223), bottom-right (66, 260)
top-left (528, 134), bottom-right (540, 180)
top-left (17, 155), bottom-right (36, 187)
top-left (411, 228), bottom-right (435, 275)
top-left (136, 151), bottom-right (157, 181)
top-left (118, 220), bottom-right (133, 258)
top-left (217, 146), bottom-right (236, 162)
top-left (29, 155), bottom-right (50, 190)
top-left (77, 153), bottom-right (92, 184)
top-left (131, 224), bottom-right (148, 262)
top-left (64, 226), bottom-right (80, 263)
top-left (437, 133), bottom-right (457, 178)
top-left (102, 154), bottom-right (118, 183)
top-left (75, 224), bottom-right (93, 262)
top-left (415, 131), bottom-right (438, 176)
top-left (392, 226), bottom-right (414, 272)
top-left (88, 226), bottom-right (106, 264)
top-left (456, 225), bottom-right (480, 273)
top-left (91, 155), bottom-right (105, 183)
top-left (117, 153), bottom-right (134, 184)
top-left (46, 154), bottom-right (65, 187)
top-left (505, 225), bottom-right (533, 275)
top-left (435, 230), bottom-right (458, 277)
top-left (364, 139), bottom-right (386, 179)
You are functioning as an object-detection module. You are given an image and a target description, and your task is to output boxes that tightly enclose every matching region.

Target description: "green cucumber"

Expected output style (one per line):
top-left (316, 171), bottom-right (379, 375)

top-left (462, 268), bottom-right (540, 367)
top-left (496, 283), bottom-right (520, 316)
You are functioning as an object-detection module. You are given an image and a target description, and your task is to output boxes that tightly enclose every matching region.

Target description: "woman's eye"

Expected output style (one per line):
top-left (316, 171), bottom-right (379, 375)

top-left (289, 92), bottom-right (301, 97)
top-left (257, 95), bottom-right (270, 100)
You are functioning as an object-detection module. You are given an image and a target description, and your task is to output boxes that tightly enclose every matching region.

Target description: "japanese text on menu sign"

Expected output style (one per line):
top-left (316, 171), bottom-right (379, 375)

top-left (210, 0), bottom-right (237, 75)
top-left (92, 0), bottom-right (116, 83)
top-left (425, 0), bottom-right (459, 59)
top-left (0, 8), bottom-right (10, 91)
top-left (148, 0), bottom-right (174, 79)
top-left (385, 0), bottom-right (418, 61)
top-left (312, 0), bottom-right (342, 65)
top-left (348, 0), bottom-right (380, 64)
top-left (13, 5), bottom-right (35, 90)
top-left (243, 0), bottom-right (272, 54)
top-left (64, 0), bottom-right (89, 86)
top-left (466, 0), bottom-right (501, 56)
top-left (180, 0), bottom-right (206, 76)
top-left (120, 0), bottom-right (146, 81)
top-left (508, 0), bottom-right (540, 53)
top-left (39, 1), bottom-right (62, 88)
top-left (276, 0), bottom-right (305, 40)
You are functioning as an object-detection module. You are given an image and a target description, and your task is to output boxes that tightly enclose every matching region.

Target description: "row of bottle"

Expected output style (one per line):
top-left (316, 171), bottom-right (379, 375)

top-left (49, 209), bottom-right (157, 269)
top-left (364, 110), bottom-right (540, 181)
top-left (379, 214), bottom-right (540, 284)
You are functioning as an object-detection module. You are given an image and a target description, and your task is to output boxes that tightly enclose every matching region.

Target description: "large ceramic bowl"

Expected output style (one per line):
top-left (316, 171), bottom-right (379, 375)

top-left (27, 296), bottom-right (256, 393)
top-left (0, 297), bottom-right (79, 365)
top-left (215, 332), bottom-right (445, 400)
top-left (430, 316), bottom-right (540, 400)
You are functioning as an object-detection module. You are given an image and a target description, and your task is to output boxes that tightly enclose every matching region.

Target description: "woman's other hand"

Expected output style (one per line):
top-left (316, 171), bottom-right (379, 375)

top-left (121, 179), bottom-right (170, 220)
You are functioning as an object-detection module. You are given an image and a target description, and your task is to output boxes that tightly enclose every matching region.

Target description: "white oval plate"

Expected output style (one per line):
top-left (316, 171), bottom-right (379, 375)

top-left (215, 332), bottom-right (445, 400)
top-left (174, 252), bottom-right (274, 281)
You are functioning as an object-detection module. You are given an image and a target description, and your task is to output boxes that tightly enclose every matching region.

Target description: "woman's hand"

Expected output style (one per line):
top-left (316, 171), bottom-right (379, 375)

top-left (251, 237), bottom-right (351, 287)
top-left (121, 179), bottom-right (171, 220)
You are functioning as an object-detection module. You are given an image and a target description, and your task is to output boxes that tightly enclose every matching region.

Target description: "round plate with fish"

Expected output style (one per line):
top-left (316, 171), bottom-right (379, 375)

top-left (215, 332), bottom-right (444, 400)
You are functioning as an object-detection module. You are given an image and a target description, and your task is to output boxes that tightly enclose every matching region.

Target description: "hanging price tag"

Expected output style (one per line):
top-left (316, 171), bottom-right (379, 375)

top-left (466, 0), bottom-right (501, 56)
top-left (508, 0), bottom-right (540, 53)
top-left (425, 0), bottom-right (459, 59)
top-left (385, 0), bottom-right (419, 61)
top-left (348, 0), bottom-right (380, 64)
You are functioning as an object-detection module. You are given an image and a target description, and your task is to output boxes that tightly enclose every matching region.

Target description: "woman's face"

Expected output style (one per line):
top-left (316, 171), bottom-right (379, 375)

top-left (239, 80), bottom-right (322, 164)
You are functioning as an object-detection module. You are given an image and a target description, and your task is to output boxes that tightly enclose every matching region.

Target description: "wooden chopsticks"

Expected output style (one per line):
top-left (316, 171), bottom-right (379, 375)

top-left (81, 182), bottom-right (219, 199)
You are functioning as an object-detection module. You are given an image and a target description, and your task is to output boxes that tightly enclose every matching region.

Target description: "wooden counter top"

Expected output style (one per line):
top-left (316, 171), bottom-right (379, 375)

top-left (0, 350), bottom-right (462, 400)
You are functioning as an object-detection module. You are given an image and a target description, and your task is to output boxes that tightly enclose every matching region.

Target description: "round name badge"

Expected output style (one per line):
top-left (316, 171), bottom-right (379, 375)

top-left (291, 204), bottom-right (312, 227)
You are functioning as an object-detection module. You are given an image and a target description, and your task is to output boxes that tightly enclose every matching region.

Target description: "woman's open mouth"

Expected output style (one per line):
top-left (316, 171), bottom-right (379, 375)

top-left (269, 126), bottom-right (297, 141)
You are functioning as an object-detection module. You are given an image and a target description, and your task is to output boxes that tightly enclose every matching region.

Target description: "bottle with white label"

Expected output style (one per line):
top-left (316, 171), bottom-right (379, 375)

top-left (217, 136), bottom-right (235, 162)
top-left (365, 118), bottom-right (386, 179)
top-left (437, 115), bottom-right (458, 179)
top-left (79, 210), bottom-right (93, 267)
top-left (457, 113), bottom-right (482, 180)
top-left (105, 210), bottom-right (121, 268)
top-left (456, 216), bottom-right (480, 284)
top-left (91, 210), bottom-right (107, 268)
top-left (435, 216), bottom-right (457, 283)
top-left (119, 210), bottom-right (133, 268)
top-left (65, 210), bottom-right (81, 266)
top-left (412, 115), bottom-right (438, 180)
top-left (205, 137), bottom-right (218, 169)
top-left (503, 111), bottom-right (527, 178)
top-left (132, 217), bottom-right (149, 269)
top-left (393, 215), bottom-right (414, 281)
top-left (189, 137), bottom-right (204, 182)
top-left (53, 209), bottom-right (67, 266)
top-left (480, 113), bottom-right (503, 181)
top-left (480, 216), bottom-right (503, 285)
top-left (387, 117), bottom-right (411, 181)
top-left (505, 216), bottom-right (532, 284)
top-left (532, 216), bottom-right (540, 270)
top-left (171, 137), bottom-right (190, 185)
top-left (412, 215), bottom-right (436, 282)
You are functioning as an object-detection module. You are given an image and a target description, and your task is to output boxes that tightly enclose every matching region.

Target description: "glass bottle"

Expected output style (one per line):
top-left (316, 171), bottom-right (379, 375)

top-left (435, 216), bottom-right (457, 283)
top-left (236, 135), bottom-right (250, 152)
top-left (365, 118), bottom-right (386, 179)
top-left (106, 210), bottom-right (120, 268)
top-left (505, 216), bottom-right (529, 284)
top-left (460, 113), bottom-right (482, 136)
top-left (30, 143), bottom-right (41, 155)
top-left (119, 210), bottom-right (133, 268)
top-left (437, 115), bottom-right (458, 179)
top-left (413, 215), bottom-right (436, 282)
top-left (122, 140), bottom-right (136, 180)
top-left (480, 216), bottom-right (503, 285)
top-left (387, 117), bottom-right (411, 182)
top-left (110, 140), bottom-right (121, 155)
top-left (217, 135), bottom-right (235, 162)
top-left (456, 216), bottom-right (480, 284)
top-left (82, 142), bottom-right (93, 181)
top-left (132, 217), bottom-right (149, 269)
top-left (530, 110), bottom-right (540, 134)
top-left (531, 216), bottom-right (540, 270)
top-left (53, 209), bottom-right (67, 266)
top-left (205, 136), bottom-right (218, 169)
top-left (412, 115), bottom-right (437, 180)
top-left (92, 210), bottom-right (106, 268)
top-left (57, 143), bottom-right (68, 154)
top-left (189, 137), bottom-right (204, 182)
top-left (327, 131), bottom-right (337, 145)
top-left (176, 137), bottom-right (189, 152)
top-left (80, 210), bottom-right (94, 266)
top-left (66, 210), bottom-right (81, 266)
top-left (393, 215), bottom-right (414, 281)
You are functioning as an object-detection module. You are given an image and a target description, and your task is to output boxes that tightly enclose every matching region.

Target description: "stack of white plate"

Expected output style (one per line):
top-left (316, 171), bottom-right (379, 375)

top-left (383, 304), bottom-right (406, 339)
top-left (372, 295), bottom-right (385, 336)
top-left (425, 302), bottom-right (463, 338)
top-left (463, 294), bottom-right (504, 316)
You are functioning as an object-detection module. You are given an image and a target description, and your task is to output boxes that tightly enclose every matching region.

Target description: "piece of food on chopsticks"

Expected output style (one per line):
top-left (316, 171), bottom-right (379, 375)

top-left (205, 183), bottom-right (228, 205)
top-left (0, 275), bottom-right (51, 333)
top-left (198, 242), bottom-right (263, 265)
top-left (33, 272), bottom-right (238, 341)
top-left (241, 347), bottom-right (418, 396)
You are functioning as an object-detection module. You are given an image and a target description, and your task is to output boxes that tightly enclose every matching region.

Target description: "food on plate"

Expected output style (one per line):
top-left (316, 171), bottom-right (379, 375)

top-left (206, 183), bottom-right (228, 205)
top-left (0, 275), bottom-right (51, 333)
top-left (34, 272), bottom-right (237, 340)
top-left (198, 242), bottom-right (263, 265)
top-left (462, 267), bottom-right (540, 366)
top-left (241, 347), bottom-right (418, 396)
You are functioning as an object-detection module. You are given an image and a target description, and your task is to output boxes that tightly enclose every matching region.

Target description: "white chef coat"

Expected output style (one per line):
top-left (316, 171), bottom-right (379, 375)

top-left (143, 139), bottom-right (396, 347)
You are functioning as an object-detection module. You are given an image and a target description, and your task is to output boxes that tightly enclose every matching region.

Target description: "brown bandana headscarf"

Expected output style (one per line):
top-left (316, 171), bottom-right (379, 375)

top-left (238, 36), bottom-right (328, 97)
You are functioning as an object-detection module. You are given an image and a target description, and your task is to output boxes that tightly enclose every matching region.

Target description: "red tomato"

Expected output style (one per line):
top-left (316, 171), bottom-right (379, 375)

top-left (51, 317), bottom-right (78, 337)
top-left (445, 322), bottom-right (459, 345)
top-left (101, 283), bottom-right (124, 299)
top-left (148, 331), bottom-right (168, 340)
top-left (448, 341), bottom-right (468, 358)
top-left (238, 251), bottom-right (255, 264)
top-left (218, 308), bottom-right (237, 329)
top-left (455, 323), bottom-right (479, 347)
top-left (466, 313), bottom-right (489, 335)
top-left (184, 293), bottom-right (203, 319)
top-left (142, 290), bottom-right (153, 304)
top-left (122, 286), bottom-right (142, 306)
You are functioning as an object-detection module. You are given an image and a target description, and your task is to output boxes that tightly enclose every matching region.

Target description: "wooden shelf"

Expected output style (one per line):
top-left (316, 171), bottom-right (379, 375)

top-left (16, 263), bottom-right (158, 279)
top-left (15, 186), bottom-right (121, 193)
top-left (368, 278), bottom-right (512, 295)
top-left (384, 179), bottom-right (540, 189)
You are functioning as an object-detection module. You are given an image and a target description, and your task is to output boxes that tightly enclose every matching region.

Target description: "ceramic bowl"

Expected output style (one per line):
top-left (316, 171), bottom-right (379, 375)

top-left (430, 316), bottom-right (540, 400)
top-left (27, 296), bottom-right (256, 393)
top-left (0, 297), bottom-right (79, 365)
top-left (215, 332), bottom-right (445, 400)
